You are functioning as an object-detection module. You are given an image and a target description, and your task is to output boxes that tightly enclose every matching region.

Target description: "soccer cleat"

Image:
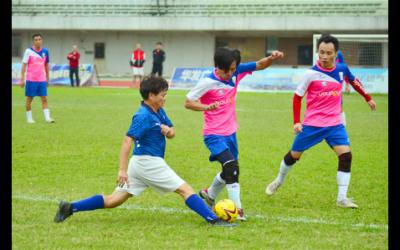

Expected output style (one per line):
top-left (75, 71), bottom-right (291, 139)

top-left (46, 118), bottom-right (55, 123)
top-left (199, 188), bottom-right (215, 207)
top-left (27, 119), bottom-right (36, 124)
top-left (54, 201), bottom-right (73, 223)
top-left (236, 208), bottom-right (247, 221)
top-left (265, 180), bottom-right (281, 196)
top-left (337, 198), bottom-right (358, 209)
top-left (210, 219), bottom-right (238, 227)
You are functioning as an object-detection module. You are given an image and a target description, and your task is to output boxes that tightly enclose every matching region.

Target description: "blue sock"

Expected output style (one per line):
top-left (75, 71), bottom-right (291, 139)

top-left (71, 195), bottom-right (105, 213)
top-left (185, 194), bottom-right (218, 222)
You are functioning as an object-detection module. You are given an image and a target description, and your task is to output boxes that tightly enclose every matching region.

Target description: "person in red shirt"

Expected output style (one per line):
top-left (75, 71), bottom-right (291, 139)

top-left (67, 45), bottom-right (80, 87)
top-left (131, 43), bottom-right (146, 87)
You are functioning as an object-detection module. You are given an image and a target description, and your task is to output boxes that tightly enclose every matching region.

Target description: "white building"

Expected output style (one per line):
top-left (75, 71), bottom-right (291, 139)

top-left (12, 0), bottom-right (388, 77)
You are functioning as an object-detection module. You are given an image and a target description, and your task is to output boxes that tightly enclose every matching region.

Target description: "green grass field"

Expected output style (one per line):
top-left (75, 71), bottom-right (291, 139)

top-left (12, 86), bottom-right (388, 249)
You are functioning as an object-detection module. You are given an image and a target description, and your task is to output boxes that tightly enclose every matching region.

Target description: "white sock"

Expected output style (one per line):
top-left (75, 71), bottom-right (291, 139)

top-left (337, 171), bottom-right (351, 201)
top-left (276, 160), bottom-right (293, 184)
top-left (43, 109), bottom-right (50, 120)
top-left (208, 173), bottom-right (225, 200)
top-left (26, 111), bottom-right (33, 121)
top-left (226, 183), bottom-right (241, 209)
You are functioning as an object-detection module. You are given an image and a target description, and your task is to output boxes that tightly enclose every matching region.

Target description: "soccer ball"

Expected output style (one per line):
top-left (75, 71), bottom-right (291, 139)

top-left (213, 199), bottom-right (238, 223)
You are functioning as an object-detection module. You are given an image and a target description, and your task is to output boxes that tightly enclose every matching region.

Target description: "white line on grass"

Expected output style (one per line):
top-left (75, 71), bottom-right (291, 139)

top-left (13, 194), bottom-right (387, 230)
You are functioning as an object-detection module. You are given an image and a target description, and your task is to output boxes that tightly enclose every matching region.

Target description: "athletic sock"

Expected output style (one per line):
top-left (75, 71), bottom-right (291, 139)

top-left (226, 183), bottom-right (241, 209)
top-left (185, 194), bottom-right (218, 222)
top-left (276, 160), bottom-right (293, 184)
top-left (26, 111), bottom-right (33, 121)
top-left (71, 195), bottom-right (105, 213)
top-left (337, 171), bottom-right (351, 201)
top-left (43, 108), bottom-right (51, 120)
top-left (207, 172), bottom-right (226, 200)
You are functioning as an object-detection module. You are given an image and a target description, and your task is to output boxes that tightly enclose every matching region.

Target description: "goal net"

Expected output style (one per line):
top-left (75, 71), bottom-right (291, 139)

top-left (312, 34), bottom-right (388, 68)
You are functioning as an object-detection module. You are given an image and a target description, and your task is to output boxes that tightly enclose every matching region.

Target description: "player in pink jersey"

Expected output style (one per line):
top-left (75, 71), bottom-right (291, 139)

top-left (265, 34), bottom-right (376, 208)
top-left (19, 34), bottom-right (55, 123)
top-left (185, 47), bottom-right (283, 220)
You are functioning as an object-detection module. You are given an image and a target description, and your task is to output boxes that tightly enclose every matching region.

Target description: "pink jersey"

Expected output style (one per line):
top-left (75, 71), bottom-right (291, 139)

top-left (295, 61), bottom-right (355, 127)
top-left (22, 47), bottom-right (49, 82)
top-left (187, 71), bottom-right (238, 135)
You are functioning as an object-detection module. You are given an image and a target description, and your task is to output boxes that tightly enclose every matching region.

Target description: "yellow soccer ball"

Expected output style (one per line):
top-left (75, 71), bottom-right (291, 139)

top-left (213, 199), bottom-right (238, 223)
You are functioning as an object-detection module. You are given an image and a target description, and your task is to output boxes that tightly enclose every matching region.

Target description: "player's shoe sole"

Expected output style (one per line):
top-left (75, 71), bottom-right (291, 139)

top-left (199, 189), bottom-right (215, 207)
top-left (46, 118), bottom-right (55, 123)
top-left (265, 180), bottom-right (281, 196)
top-left (337, 198), bottom-right (358, 209)
top-left (54, 201), bottom-right (73, 223)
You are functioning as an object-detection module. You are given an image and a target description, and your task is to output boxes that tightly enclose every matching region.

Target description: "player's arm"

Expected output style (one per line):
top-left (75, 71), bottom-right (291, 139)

top-left (255, 50), bottom-right (284, 70)
top-left (347, 70), bottom-right (376, 111)
top-left (184, 99), bottom-right (219, 111)
top-left (117, 135), bottom-right (133, 186)
top-left (293, 94), bottom-right (303, 134)
top-left (160, 124), bottom-right (175, 139)
top-left (45, 63), bottom-right (50, 83)
top-left (19, 63), bottom-right (27, 88)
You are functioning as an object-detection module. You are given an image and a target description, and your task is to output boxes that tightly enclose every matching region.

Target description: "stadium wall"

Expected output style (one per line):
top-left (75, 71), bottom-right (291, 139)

top-left (12, 30), bottom-right (215, 77)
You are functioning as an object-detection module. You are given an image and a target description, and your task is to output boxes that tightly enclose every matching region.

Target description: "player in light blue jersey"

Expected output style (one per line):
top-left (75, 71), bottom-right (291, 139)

top-left (54, 76), bottom-right (235, 227)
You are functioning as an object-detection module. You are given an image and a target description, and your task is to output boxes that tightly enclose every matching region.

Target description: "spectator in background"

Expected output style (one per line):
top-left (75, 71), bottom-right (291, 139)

top-left (151, 42), bottom-right (166, 77)
top-left (67, 45), bottom-right (80, 87)
top-left (131, 43), bottom-right (146, 86)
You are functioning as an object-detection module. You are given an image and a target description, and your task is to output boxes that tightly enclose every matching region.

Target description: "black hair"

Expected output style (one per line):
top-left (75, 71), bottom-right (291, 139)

top-left (32, 34), bottom-right (42, 40)
top-left (232, 49), bottom-right (241, 66)
top-left (317, 34), bottom-right (339, 52)
top-left (214, 47), bottom-right (236, 72)
top-left (140, 76), bottom-right (169, 100)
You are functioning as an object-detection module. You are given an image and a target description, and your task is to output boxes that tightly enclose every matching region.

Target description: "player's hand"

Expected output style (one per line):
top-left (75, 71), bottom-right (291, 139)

top-left (367, 99), bottom-right (376, 111)
top-left (294, 123), bottom-right (303, 134)
top-left (160, 124), bottom-right (171, 136)
top-left (205, 102), bottom-right (219, 111)
top-left (117, 169), bottom-right (128, 187)
top-left (19, 80), bottom-right (25, 88)
top-left (270, 51), bottom-right (284, 60)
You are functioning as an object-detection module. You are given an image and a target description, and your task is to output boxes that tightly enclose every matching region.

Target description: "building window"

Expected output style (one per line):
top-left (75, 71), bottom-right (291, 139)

top-left (298, 45), bottom-right (313, 65)
top-left (12, 34), bottom-right (22, 57)
top-left (94, 43), bottom-right (105, 59)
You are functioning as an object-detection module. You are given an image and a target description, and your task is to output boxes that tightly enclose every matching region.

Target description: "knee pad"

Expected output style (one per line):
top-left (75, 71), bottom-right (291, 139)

top-left (221, 160), bottom-right (239, 184)
top-left (338, 152), bottom-right (352, 172)
top-left (284, 151), bottom-right (299, 166)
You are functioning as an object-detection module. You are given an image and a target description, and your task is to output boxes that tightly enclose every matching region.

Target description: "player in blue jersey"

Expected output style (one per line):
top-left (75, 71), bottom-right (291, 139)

top-left (54, 76), bottom-right (235, 227)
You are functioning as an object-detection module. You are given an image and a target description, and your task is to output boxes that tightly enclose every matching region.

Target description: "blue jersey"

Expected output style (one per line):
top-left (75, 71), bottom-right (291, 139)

top-left (126, 102), bottom-right (173, 158)
top-left (336, 50), bottom-right (345, 63)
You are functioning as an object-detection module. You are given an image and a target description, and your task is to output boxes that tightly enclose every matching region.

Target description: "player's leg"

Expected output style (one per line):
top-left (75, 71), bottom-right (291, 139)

top-left (159, 65), bottom-right (163, 77)
top-left (25, 82), bottom-right (36, 123)
top-left (151, 64), bottom-right (157, 76)
top-left (38, 82), bottom-right (54, 123)
top-left (54, 191), bottom-right (131, 223)
top-left (69, 69), bottom-right (74, 87)
top-left (327, 125), bottom-right (357, 208)
top-left (266, 125), bottom-right (324, 195)
top-left (25, 96), bottom-right (35, 123)
top-left (75, 68), bottom-right (80, 87)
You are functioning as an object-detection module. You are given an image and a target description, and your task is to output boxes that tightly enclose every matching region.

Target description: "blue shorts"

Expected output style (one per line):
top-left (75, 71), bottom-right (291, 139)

top-left (25, 81), bottom-right (47, 97)
top-left (204, 133), bottom-right (238, 162)
top-left (291, 124), bottom-right (350, 152)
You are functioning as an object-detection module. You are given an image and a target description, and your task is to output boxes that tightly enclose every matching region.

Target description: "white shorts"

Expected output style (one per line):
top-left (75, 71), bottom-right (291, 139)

top-left (116, 155), bottom-right (185, 196)
top-left (132, 67), bottom-right (144, 76)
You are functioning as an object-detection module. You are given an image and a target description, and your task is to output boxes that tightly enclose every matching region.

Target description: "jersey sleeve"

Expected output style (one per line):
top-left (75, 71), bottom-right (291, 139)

top-left (295, 71), bottom-right (312, 97)
top-left (344, 64), bottom-right (355, 82)
top-left (161, 109), bottom-right (173, 127)
top-left (186, 79), bottom-right (213, 101)
top-left (45, 49), bottom-right (50, 63)
top-left (22, 49), bottom-right (29, 64)
top-left (336, 51), bottom-right (345, 63)
top-left (236, 62), bottom-right (257, 74)
top-left (126, 114), bottom-right (152, 139)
